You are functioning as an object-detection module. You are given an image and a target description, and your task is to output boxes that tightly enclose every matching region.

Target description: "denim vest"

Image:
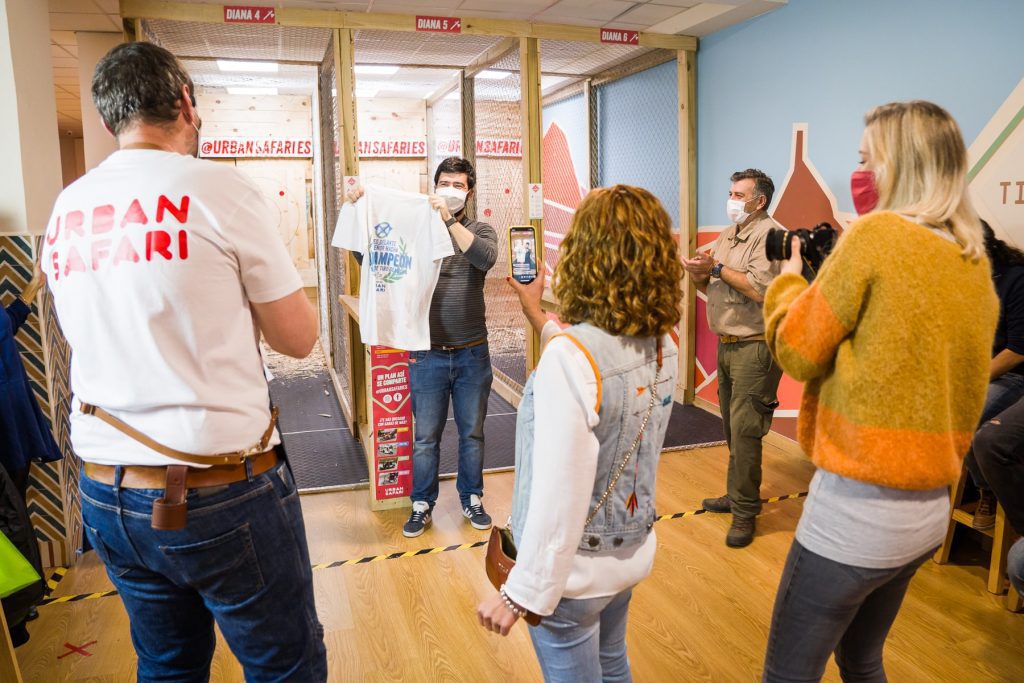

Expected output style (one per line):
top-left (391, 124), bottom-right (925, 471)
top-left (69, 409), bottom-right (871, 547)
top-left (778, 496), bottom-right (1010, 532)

top-left (511, 323), bottom-right (678, 553)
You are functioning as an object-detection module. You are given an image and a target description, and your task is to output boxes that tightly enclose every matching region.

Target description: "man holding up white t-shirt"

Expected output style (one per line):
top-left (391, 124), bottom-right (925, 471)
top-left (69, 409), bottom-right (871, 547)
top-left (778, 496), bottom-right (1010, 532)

top-left (342, 158), bottom-right (498, 537)
top-left (41, 43), bottom-right (326, 680)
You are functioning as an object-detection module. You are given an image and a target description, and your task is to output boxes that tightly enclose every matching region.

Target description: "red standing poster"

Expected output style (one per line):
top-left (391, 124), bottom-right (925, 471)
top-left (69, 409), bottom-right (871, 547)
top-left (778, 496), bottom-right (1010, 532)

top-left (369, 346), bottom-right (413, 499)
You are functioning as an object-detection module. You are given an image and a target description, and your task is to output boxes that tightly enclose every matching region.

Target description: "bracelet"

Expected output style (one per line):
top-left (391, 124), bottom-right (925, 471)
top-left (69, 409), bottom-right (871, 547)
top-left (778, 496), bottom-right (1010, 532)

top-left (499, 585), bottom-right (526, 618)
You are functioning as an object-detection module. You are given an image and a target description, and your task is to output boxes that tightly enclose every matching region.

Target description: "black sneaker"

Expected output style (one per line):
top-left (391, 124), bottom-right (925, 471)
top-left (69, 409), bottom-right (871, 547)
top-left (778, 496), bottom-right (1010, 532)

top-left (702, 494), bottom-right (732, 513)
top-left (403, 501), bottom-right (432, 538)
top-left (462, 494), bottom-right (492, 530)
top-left (726, 515), bottom-right (756, 548)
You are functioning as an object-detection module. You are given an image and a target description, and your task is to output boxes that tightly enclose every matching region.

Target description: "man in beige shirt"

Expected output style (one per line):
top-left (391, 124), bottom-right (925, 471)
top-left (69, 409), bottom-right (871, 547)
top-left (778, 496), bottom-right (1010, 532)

top-left (683, 168), bottom-right (783, 548)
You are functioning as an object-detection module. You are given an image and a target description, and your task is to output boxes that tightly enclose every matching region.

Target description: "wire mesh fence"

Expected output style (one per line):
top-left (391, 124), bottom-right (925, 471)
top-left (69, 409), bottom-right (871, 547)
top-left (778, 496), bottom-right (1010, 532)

top-left (473, 53), bottom-right (529, 389)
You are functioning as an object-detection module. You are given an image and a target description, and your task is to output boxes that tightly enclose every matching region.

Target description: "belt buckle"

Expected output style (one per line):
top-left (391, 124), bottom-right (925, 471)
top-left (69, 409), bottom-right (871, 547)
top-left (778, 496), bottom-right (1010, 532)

top-left (721, 335), bottom-right (739, 344)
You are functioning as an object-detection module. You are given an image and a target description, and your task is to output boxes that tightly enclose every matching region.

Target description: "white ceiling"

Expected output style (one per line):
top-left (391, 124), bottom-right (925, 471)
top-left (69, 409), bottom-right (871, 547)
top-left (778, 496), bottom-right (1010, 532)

top-left (48, 0), bottom-right (786, 137)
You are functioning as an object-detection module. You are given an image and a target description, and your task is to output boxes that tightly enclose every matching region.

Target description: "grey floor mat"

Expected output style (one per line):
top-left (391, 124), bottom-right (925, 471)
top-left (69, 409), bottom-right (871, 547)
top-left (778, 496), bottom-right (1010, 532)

top-left (662, 402), bottom-right (727, 450)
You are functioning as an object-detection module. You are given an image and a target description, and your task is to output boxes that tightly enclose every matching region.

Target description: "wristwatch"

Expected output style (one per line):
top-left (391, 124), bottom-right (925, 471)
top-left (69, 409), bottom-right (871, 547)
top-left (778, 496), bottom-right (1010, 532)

top-left (444, 216), bottom-right (458, 228)
top-left (710, 262), bottom-right (724, 279)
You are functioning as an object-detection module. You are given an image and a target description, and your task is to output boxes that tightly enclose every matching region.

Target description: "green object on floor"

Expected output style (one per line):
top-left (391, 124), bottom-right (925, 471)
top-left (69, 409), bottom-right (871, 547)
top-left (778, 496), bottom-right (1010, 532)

top-left (0, 530), bottom-right (40, 598)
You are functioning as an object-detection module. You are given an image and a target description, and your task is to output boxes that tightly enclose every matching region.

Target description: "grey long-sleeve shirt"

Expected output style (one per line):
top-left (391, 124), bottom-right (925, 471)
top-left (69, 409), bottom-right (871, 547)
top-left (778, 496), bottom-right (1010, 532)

top-left (429, 217), bottom-right (498, 346)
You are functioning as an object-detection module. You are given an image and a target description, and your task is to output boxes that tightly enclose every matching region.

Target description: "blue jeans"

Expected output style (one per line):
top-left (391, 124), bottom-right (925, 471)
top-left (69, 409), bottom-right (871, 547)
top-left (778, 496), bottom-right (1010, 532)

top-left (1010, 538), bottom-right (1024, 598)
top-left (80, 461), bottom-right (327, 682)
top-left (763, 541), bottom-right (933, 683)
top-left (528, 588), bottom-right (634, 683)
top-left (966, 372), bottom-right (1024, 490)
top-left (409, 343), bottom-right (492, 507)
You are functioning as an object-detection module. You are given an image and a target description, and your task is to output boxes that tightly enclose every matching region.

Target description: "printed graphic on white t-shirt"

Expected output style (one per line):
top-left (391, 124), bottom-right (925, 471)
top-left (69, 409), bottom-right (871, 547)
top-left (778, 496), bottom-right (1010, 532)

top-left (41, 149), bottom-right (303, 467)
top-left (331, 185), bottom-right (454, 350)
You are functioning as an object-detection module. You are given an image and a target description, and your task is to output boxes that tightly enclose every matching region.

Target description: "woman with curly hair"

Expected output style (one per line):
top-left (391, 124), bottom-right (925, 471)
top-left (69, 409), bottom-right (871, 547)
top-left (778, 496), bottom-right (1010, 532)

top-left (476, 185), bottom-right (683, 681)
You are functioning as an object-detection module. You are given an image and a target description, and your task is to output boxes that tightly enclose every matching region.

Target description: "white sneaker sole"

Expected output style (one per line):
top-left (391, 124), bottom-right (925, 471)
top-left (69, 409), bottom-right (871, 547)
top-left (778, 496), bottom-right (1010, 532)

top-left (463, 512), bottom-right (492, 530)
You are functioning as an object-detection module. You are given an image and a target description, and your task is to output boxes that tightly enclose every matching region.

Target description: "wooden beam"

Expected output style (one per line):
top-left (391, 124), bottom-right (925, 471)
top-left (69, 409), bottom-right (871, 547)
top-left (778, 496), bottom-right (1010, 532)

top-left (334, 28), bottom-right (366, 435)
top-left (425, 72), bottom-right (461, 108)
top-left (521, 37), bottom-right (544, 372)
top-left (464, 37), bottom-right (519, 79)
top-left (120, 1), bottom-right (698, 50)
top-left (679, 50), bottom-right (697, 404)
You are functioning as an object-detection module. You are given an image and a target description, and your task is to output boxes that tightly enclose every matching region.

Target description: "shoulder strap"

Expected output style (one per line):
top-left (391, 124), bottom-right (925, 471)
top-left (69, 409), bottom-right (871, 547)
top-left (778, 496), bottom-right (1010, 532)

top-left (548, 332), bottom-right (603, 413)
top-left (79, 403), bottom-right (278, 466)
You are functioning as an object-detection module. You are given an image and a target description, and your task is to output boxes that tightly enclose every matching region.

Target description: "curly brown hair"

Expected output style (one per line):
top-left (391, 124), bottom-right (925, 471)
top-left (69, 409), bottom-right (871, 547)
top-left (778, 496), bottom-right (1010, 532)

top-left (553, 185), bottom-right (683, 337)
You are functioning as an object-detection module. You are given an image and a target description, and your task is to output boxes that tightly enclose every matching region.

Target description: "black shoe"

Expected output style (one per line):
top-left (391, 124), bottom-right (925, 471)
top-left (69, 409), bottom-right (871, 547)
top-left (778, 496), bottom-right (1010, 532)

top-left (462, 495), bottom-right (492, 530)
top-left (25, 606), bottom-right (39, 622)
top-left (726, 515), bottom-right (756, 548)
top-left (702, 494), bottom-right (732, 513)
top-left (403, 501), bottom-right (432, 538)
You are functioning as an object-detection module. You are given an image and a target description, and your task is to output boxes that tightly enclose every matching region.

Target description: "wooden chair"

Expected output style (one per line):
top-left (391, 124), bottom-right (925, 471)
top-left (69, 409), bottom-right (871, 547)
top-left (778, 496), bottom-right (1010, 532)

top-left (935, 464), bottom-right (1020, 595)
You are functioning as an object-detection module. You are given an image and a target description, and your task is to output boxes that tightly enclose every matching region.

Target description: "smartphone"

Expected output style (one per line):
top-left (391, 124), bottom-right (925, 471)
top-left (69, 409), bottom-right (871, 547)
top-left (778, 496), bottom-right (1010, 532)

top-left (509, 226), bottom-right (538, 284)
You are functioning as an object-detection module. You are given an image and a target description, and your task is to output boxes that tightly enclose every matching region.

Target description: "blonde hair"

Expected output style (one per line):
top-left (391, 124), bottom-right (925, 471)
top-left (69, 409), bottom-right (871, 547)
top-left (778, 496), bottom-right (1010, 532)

top-left (863, 100), bottom-right (983, 259)
top-left (553, 185), bottom-right (683, 337)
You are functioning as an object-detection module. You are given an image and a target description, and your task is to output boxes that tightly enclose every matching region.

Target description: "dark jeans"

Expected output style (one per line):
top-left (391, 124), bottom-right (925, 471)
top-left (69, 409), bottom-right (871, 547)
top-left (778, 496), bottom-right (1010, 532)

top-left (973, 395), bottom-right (1024, 535)
top-left (763, 541), bottom-right (933, 683)
top-left (409, 343), bottom-right (492, 507)
top-left (80, 462), bottom-right (327, 682)
top-left (965, 372), bottom-right (1024, 491)
top-left (717, 340), bottom-right (783, 519)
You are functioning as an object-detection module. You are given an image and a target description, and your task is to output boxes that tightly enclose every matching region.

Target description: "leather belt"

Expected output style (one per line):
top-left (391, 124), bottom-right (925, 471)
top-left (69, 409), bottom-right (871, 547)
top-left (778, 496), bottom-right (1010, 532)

top-left (84, 450), bottom-right (280, 489)
top-left (719, 334), bottom-right (766, 344)
top-left (431, 338), bottom-right (487, 351)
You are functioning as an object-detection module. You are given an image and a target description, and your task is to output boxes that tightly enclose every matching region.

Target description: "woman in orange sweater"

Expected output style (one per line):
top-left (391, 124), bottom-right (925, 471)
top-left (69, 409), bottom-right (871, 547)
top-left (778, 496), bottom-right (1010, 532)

top-left (761, 101), bottom-right (998, 682)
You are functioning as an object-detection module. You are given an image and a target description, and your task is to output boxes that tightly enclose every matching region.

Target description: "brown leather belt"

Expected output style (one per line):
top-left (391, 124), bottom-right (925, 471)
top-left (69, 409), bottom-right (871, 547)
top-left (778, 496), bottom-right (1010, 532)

top-left (719, 334), bottom-right (766, 344)
top-left (84, 450), bottom-right (280, 489)
top-left (431, 338), bottom-right (487, 351)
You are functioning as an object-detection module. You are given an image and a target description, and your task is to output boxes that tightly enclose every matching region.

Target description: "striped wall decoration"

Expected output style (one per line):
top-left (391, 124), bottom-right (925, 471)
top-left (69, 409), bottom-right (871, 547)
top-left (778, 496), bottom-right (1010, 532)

top-left (0, 235), bottom-right (70, 567)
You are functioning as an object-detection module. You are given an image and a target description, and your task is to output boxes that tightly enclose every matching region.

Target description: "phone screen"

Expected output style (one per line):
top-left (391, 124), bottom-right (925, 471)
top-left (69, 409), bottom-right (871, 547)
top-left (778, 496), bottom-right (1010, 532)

top-left (509, 227), bottom-right (538, 284)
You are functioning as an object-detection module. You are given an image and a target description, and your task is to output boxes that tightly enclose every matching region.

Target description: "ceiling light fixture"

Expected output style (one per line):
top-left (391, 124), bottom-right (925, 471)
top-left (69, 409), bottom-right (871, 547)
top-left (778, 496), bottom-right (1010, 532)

top-left (217, 60), bottom-right (279, 73)
top-left (476, 70), bottom-right (512, 79)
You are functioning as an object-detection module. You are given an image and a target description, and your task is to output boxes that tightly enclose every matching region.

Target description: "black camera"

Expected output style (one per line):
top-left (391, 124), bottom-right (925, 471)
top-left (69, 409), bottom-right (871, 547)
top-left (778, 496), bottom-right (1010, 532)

top-left (765, 223), bottom-right (838, 280)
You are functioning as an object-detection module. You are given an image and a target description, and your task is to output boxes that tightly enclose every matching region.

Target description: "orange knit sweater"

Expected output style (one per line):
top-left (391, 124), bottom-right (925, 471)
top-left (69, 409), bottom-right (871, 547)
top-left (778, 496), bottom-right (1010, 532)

top-left (764, 212), bottom-right (998, 490)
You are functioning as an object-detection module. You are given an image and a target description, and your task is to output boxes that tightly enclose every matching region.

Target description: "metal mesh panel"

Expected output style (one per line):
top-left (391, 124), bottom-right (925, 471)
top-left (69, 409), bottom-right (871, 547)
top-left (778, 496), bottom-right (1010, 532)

top-left (594, 58), bottom-right (680, 228)
top-left (427, 95), bottom-right (462, 185)
top-left (143, 19), bottom-right (331, 62)
top-left (539, 88), bottom-right (589, 278)
top-left (184, 59), bottom-right (317, 94)
top-left (474, 54), bottom-right (527, 388)
top-left (354, 29), bottom-right (504, 67)
top-left (318, 35), bottom-right (351, 403)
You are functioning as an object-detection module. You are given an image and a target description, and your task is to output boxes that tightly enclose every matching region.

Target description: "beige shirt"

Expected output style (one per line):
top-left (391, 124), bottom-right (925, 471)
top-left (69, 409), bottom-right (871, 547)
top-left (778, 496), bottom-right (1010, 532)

top-left (706, 212), bottom-right (781, 336)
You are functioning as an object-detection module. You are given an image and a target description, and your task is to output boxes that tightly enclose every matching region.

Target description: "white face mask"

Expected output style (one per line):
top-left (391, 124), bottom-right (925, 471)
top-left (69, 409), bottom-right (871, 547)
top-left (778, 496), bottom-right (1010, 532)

top-left (726, 197), bottom-right (758, 224)
top-left (436, 186), bottom-right (468, 214)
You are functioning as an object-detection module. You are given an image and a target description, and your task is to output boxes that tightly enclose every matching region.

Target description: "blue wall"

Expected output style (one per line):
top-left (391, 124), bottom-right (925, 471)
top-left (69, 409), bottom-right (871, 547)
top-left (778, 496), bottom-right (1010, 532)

top-left (697, 0), bottom-right (1024, 226)
top-left (598, 60), bottom-right (680, 226)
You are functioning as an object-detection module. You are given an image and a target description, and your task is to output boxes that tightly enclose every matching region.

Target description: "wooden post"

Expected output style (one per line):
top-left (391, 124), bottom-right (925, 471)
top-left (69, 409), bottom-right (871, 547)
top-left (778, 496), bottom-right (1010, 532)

top-left (678, 49), bottom-right (697, 404)
top-left (335, 28), bottom-right (366, 433)
top-left (520, 37), bottom-right (543, 371)
top-left (460, 71), bottom-right (477, 217)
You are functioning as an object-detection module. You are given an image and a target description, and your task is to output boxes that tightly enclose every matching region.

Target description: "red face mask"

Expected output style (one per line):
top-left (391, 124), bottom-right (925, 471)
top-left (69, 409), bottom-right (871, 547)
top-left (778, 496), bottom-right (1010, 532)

top-left (850, 170), bottom-right (878, 215)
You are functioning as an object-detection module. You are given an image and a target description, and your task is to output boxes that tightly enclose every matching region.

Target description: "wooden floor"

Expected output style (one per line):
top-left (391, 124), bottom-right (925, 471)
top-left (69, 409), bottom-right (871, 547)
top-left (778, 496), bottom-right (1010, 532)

top-left (15, 442), bottom-right (1024, 681)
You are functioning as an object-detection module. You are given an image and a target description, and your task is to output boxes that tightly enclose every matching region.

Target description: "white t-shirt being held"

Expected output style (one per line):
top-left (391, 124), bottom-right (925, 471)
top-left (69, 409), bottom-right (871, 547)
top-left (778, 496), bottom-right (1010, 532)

top-left (42, 149), bottom-right (303, 467)
top-left (331, 185), bottom-right (453, 350)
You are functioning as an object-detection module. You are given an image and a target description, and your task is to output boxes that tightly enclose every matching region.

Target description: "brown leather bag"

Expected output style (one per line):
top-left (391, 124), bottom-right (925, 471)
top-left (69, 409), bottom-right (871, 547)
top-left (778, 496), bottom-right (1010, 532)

top-left (485, 526), bottom-right (542, 626)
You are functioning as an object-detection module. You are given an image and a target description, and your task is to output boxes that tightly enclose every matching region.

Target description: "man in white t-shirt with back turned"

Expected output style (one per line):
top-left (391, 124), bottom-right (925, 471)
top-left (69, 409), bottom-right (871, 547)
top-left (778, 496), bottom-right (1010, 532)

top-left (41, 43), bottom-right (326, 681)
